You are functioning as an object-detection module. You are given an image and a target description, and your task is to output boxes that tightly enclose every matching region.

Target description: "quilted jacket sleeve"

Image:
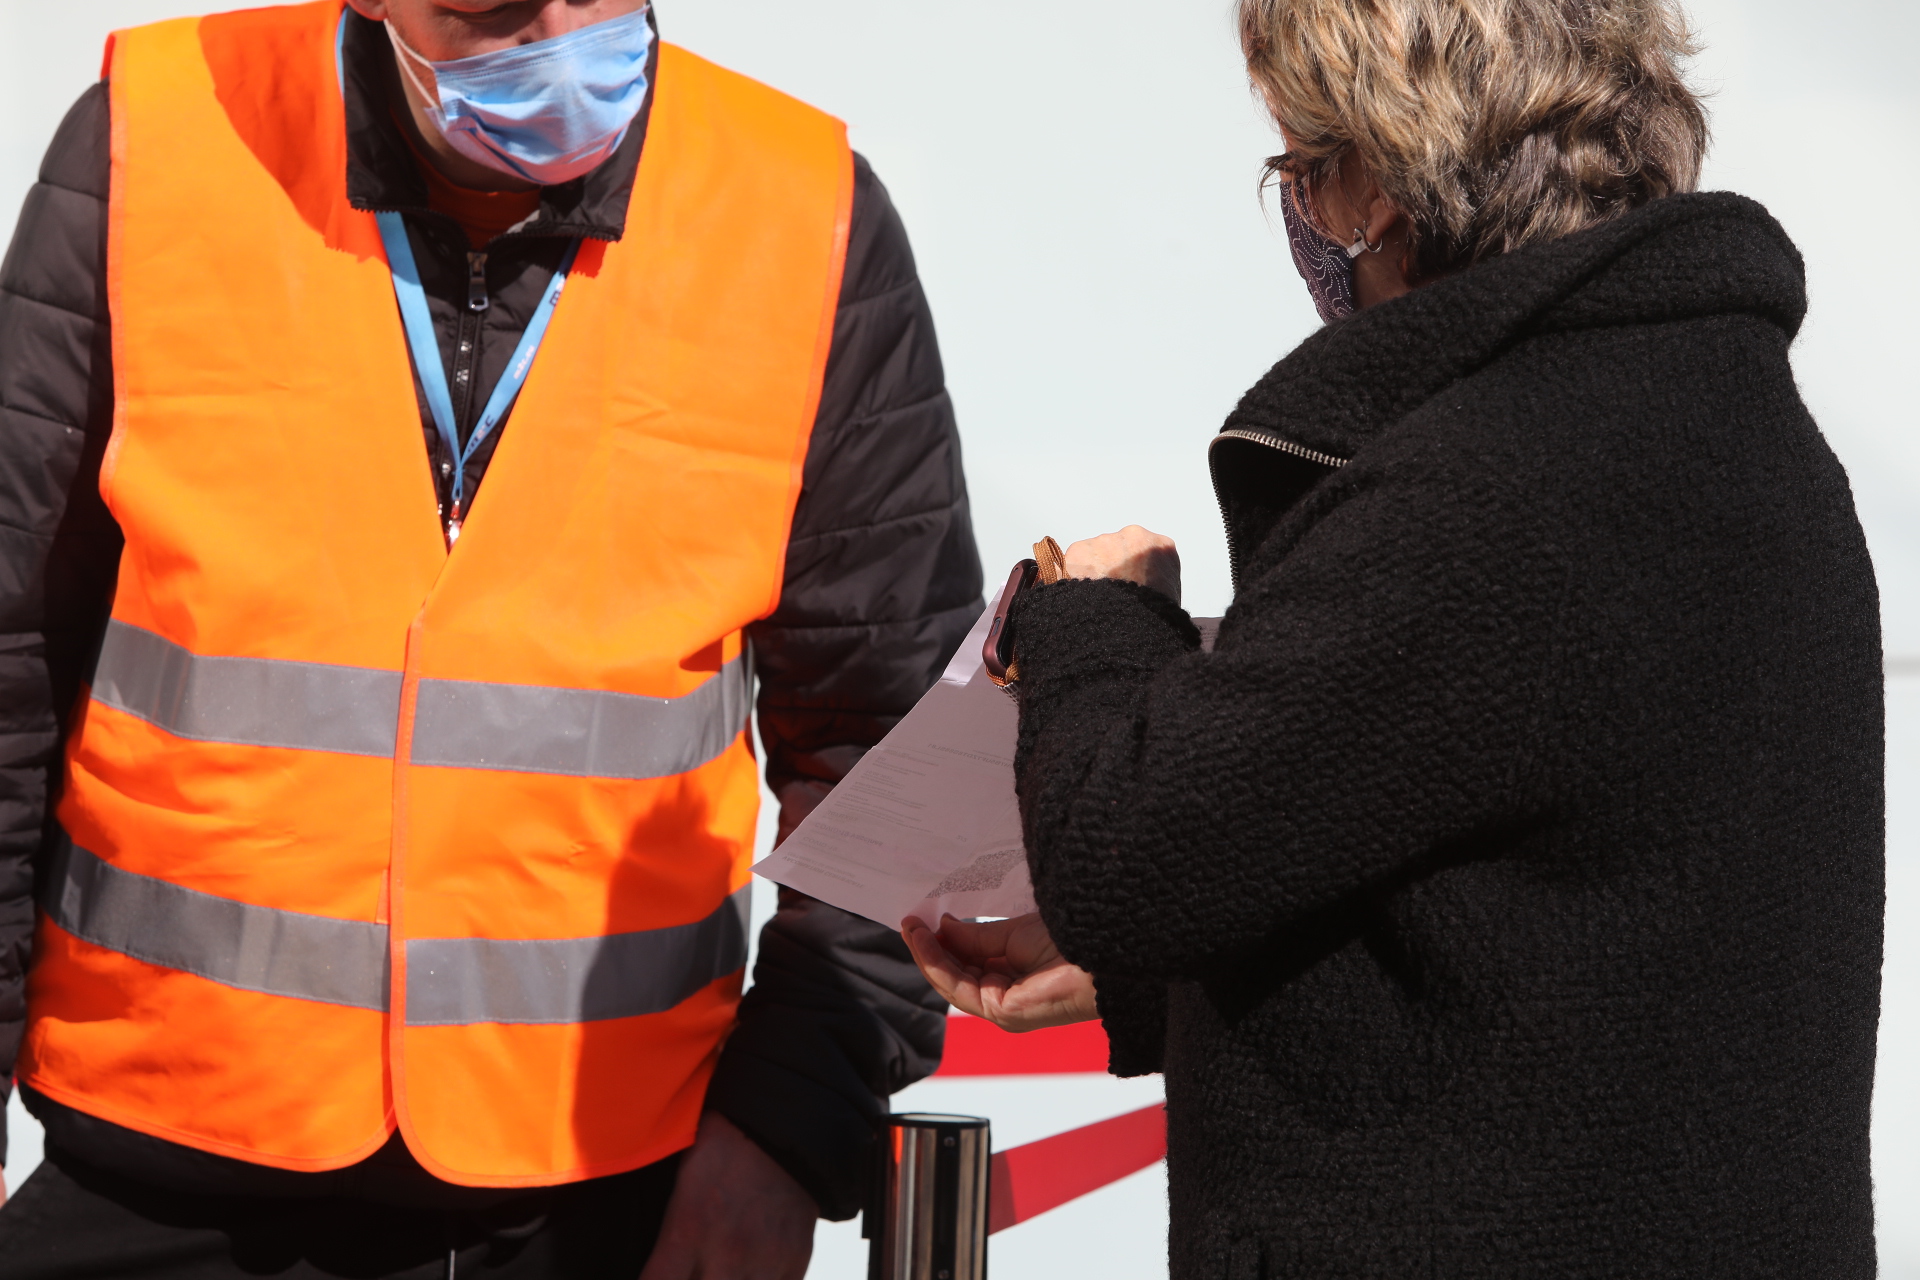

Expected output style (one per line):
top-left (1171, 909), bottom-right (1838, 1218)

top-left (713, 155), bottom-right (982, 1221)
top-left (0, 82), bottom-right (125, 1168)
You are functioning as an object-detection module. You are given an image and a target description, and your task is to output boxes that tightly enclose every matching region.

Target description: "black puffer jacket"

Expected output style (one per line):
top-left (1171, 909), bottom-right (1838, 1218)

top-left (1008, 193), bottom-right (1883, 1278)
top-left (0, 10), bottom-right (981, 1220)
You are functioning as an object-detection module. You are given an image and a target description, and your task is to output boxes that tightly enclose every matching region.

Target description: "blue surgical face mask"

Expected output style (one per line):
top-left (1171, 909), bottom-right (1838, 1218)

top-left (389, 8), bottom-right (655, 187)
top-left (1278, 172), bottom-right (1369, 324)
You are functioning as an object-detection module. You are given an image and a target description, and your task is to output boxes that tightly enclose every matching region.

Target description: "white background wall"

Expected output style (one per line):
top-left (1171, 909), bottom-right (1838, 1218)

top-left (2, 1), bottom-right (1914, 1275)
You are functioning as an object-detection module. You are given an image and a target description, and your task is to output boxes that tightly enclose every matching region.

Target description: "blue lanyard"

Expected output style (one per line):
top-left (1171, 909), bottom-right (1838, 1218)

top-left (335, 13), bottom-right (581, 542)
top-left (375, 212), bottom-right (581, 542)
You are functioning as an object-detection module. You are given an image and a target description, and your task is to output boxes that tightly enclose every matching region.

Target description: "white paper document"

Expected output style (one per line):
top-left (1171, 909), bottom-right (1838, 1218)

top-left (755, 603), bottom-right (1223, 930)
top-left (754, 606), bottom-right (1031, 929)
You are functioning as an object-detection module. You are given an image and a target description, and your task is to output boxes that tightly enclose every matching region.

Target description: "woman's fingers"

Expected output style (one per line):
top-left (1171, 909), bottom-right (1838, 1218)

top-left (935, 913), bottom-right (1024, 965)
top-left (942, 912), bottom-right (1061, 976)
top-left (902, 919), bottom-right (989, 1018)
top-left (1004, 913), bottom-right (1064, 972)
top-left (907, 914), bottom-right (1101, 1033)
top-left (976, 957), bottom-right (1101, 1033)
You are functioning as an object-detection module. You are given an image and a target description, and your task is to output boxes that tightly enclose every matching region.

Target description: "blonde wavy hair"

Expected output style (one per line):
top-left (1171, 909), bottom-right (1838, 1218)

top-left (1240, 0), bottom-right (1708, 277)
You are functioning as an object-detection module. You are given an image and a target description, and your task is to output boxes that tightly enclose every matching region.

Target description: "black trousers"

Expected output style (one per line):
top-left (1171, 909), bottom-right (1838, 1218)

top-left (0, 1147), bottom-right (678, 1280)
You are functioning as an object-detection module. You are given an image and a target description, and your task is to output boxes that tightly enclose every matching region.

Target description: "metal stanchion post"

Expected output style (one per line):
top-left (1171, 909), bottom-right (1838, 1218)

top-left (865, 1113), bottom-right (990, 1280)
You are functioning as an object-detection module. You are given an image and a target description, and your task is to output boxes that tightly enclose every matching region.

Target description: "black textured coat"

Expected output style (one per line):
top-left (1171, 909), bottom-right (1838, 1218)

top-left (0, 10), bottom-right (979, 1218)
top-left (1007, 193), bottom-right (1883, 1278)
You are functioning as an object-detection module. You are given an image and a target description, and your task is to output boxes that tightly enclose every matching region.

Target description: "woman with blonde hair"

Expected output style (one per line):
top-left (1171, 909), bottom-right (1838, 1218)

top-left (906, 0), bottom-right (1883, 1274)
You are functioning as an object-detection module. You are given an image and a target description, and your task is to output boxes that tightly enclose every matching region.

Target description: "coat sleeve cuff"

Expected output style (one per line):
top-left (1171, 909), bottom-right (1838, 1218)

top-left (1008, 578), bottom-right (1199, 689)
top-left (705, 1046), bottom-right (880, 1222)
top-left (1092, 973), bottom-right (1167, 1077)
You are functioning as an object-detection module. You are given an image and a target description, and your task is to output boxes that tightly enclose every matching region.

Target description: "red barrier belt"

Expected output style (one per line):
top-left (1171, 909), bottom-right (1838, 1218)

top-left (935, 1014), bottom-right (1111, 1076)
top-left (987, 1104), bottom-right (1167, 1233)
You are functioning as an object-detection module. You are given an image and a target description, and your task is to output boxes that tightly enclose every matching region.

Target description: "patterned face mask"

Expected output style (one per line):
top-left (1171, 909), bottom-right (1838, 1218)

top-left (1279, 172), bottom-right (1368, 324)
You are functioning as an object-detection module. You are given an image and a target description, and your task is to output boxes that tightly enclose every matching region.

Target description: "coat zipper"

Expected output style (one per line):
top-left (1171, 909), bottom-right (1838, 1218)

top-left (1211, 428), bottom-right (1348, 471)
top-left (364, 205), bottom-right (583, 528)
top-left (436, 252), bottom-right (490, 525)
top-left (1209, 427), bottom-right (1350, 596)
top-left (466, 252), bottom-right (491, 314)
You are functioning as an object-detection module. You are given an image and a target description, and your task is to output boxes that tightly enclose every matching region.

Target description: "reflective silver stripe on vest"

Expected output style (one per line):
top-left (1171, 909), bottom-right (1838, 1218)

top-left (43, 836), bottom-right (390, 1010)
top-left (93, 621), bottom-right (752, 780)
top-left (408, 656), bottom-right (753, 780)
top-left (404, 887), bottom-right (752, 1026)
top-left (91, 619), bottom-right (402, 757)
top-left (45, 836), bottom-right (749, 1025)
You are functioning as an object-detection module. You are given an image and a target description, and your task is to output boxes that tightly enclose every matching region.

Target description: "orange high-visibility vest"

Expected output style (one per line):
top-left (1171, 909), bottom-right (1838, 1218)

top-left (19, 1), bottom-right (851, 1188)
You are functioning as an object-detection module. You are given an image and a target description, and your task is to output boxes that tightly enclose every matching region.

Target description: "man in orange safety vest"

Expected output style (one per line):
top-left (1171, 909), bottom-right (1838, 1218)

top-left (0, 2), bottom-right (979, 1276)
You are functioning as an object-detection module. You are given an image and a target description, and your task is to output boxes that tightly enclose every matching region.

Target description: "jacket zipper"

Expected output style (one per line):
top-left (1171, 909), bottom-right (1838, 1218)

top-left (437, 251), bottom-right (490, 524)
top-left (1209, 427), bottom-right (1350, 596)
top-left (364, 205), bottom-right (587, 527)
top-left (466, 252), bottom-right (491, 315)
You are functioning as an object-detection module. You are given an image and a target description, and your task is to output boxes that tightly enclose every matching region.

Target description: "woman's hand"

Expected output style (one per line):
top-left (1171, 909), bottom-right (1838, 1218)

top-left (1062, 525), bottom-right (1180, 604)
top-left (902, 913), bottom-right (1099, 1032)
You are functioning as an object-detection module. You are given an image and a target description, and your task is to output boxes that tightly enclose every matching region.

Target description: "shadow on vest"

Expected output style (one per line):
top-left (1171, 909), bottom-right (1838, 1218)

top-left (566, 762), bottom-right (748, 1173)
